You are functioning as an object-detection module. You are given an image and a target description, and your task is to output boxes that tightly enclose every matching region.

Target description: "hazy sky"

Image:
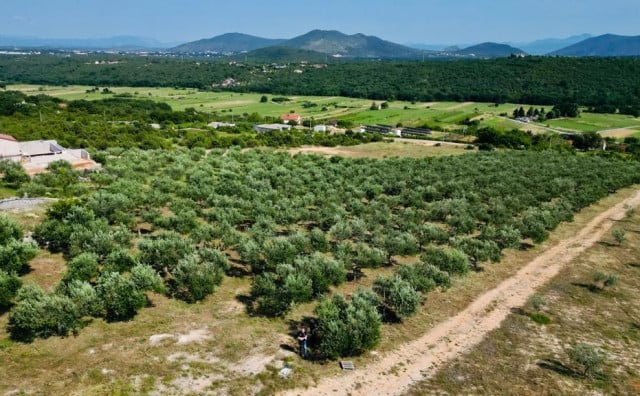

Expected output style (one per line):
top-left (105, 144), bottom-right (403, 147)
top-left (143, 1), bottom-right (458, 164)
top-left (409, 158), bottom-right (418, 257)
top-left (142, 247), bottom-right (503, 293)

top-left (2, 0), bottom-right (639, 44)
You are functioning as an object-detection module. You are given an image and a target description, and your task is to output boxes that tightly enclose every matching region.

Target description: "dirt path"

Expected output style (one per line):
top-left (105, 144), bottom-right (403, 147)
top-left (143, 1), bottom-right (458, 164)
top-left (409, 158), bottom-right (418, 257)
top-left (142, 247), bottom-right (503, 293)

top-left (281, 190), bottom-right (640, 396)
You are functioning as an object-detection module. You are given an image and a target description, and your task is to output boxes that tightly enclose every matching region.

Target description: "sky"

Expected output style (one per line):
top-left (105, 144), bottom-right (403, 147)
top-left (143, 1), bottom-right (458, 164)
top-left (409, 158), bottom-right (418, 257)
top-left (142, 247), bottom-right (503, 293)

top-left (1, 0), bottom-right (639, 45)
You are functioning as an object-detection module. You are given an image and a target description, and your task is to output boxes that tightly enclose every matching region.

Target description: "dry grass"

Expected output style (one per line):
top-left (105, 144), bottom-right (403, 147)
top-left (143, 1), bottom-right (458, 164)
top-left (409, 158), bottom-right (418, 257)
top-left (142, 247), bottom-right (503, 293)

top-left (1, 188), bottom-right (638, 395)
top-left (288, 141), bottom-right (471, 159)
top-left (408, 199), bottom-right (640, 395)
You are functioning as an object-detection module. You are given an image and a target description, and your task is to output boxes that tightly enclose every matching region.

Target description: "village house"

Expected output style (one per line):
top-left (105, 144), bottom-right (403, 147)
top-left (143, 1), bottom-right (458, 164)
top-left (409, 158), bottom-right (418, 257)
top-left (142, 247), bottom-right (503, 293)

top-left (0, 134), bottom-right (100, 175)
top-left (281, 113), bottom-right (302, 125)
top-left (253, 124), bottom-right (292, 133)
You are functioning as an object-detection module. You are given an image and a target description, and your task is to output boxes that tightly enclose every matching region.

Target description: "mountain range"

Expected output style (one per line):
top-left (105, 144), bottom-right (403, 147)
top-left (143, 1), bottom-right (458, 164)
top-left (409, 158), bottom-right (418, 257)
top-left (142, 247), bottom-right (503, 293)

top-left (1, 31), bottom-right (639, 58)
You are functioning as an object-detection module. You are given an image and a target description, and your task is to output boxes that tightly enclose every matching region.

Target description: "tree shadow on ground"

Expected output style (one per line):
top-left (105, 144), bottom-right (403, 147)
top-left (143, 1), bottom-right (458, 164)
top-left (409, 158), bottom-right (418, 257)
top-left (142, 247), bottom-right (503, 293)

top-left (537, 358), bottom-right (581, 378)
top-left (519, 242), bottom-right (534, 251)
top-left (226, 263), bottom-right (251, 277)
top-left (627, 262), bottom-right (640, 269)
top-left (235, 294), bottom-right (254, 315)
top-left (510, 307), bottom-right (526, 315)
top-left (571, 282), bottom-right (600, 293)
top-left (597, 241), bottom-right (617, 247)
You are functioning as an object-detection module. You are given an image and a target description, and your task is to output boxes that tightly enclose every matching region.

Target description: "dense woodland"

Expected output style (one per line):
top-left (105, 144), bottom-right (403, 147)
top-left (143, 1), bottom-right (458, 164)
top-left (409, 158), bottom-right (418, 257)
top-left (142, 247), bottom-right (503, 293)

top-left (4, 149), bottom-right (640, 357)
top-left (1, 55), bottom-right (640, 106)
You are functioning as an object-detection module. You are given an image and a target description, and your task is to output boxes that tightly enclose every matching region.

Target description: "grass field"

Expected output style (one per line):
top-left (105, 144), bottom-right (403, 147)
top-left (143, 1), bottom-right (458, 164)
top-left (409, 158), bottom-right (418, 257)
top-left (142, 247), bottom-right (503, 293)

top-left (6, 84), bottom-right (551, 133)
top-left (545, 112), bottom-right (640, 133)
top-left (408, 205), bottom-right (640, 395)
top-left (9, 84), bottom-right (640, 140)
top-left (1, 186), bottom-right (638, 395)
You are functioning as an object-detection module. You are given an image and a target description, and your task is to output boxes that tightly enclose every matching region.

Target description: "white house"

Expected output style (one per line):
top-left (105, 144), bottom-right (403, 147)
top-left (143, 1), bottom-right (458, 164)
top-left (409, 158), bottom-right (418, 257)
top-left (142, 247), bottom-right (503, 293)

top-left (253, 124), bottom-right (292, 133)
top-left (0, 134), bottom-right (100, 175)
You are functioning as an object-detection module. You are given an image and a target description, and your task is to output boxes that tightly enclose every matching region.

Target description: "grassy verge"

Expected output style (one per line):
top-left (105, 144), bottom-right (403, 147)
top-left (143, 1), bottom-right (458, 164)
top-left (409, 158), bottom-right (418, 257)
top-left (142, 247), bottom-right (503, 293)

top-left (407, 203), bottom-right (640, 395)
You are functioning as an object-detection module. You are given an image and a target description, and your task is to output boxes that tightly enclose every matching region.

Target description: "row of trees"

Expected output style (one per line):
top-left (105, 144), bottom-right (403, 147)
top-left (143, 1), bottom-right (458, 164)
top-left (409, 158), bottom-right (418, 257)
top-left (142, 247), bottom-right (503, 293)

top-left (5, 148), bottom-right (640, 359)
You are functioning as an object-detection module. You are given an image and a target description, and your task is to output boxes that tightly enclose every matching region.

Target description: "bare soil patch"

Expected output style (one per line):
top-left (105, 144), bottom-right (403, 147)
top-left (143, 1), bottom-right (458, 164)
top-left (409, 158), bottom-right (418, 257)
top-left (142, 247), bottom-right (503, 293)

top-left (599, 127), bottom-right (640, 138)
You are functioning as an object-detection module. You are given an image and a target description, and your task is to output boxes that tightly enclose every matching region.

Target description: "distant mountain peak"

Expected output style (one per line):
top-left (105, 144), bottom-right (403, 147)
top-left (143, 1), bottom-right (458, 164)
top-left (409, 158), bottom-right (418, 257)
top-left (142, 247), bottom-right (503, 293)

top-left (456, 42), bottom-right (526, 57)
top-left (550, 33), bottom-right (640, 56)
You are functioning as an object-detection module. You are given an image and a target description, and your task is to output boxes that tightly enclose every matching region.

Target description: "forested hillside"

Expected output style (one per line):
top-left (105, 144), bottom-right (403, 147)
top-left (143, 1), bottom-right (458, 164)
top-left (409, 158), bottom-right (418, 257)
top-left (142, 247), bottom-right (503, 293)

top-left (1, 55), bottom-right (639, 106)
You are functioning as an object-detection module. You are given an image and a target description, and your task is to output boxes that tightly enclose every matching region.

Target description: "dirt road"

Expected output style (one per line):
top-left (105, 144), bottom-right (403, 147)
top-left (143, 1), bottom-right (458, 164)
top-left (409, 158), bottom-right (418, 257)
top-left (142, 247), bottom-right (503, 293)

top-left (281, 190), bottom-right (640, 396)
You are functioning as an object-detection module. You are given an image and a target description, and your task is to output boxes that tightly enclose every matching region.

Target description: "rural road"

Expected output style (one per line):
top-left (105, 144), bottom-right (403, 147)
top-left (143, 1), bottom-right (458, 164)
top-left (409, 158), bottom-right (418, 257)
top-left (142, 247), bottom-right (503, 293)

top-left (280, 189), bottom-right (640, 396)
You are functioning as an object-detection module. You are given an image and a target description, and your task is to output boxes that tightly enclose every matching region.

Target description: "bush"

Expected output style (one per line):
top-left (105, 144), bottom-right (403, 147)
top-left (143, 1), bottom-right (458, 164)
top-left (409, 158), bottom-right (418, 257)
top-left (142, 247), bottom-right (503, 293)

top-left (568, 343), bottom-right (605, 376)
top-left (528, 294), bottom-right (546, 311)
top-left (8, 284), bottom-right (81, 342)
top-left (421, 246), bottom-right (469, 275)
top-left (63, 253), bottom-right (99, 283)
top-left (170, 254), bottom-right (224, 302)
top-left (612, 228), bottom-right (626, 245)
top-left (0, 270), bottom-right (21, 307)
top-left (130, 263), bottom-right (165, 293)
top-left (103, 248), bottom-right (139, 273)
top-left (374, 275), bottom-right (421, 319)
top-left (251, 272), bottom-right (291, 316)
top-left (96, 272), bottom-right (146, 321)
top-left (138, 231), bottom-right (195, 273)
top-left (314, 289), bottom-right (382, 359)
top-left (0, 239), bottom-right (38, 274)
top-left (59, 279), bottom-right (102, 317)
top-left (0, 214), bottom-right (23, 243)
top-left (396, 262), bottom-right (450, 292)
top-left (293, 252), bottom-right (346, 296)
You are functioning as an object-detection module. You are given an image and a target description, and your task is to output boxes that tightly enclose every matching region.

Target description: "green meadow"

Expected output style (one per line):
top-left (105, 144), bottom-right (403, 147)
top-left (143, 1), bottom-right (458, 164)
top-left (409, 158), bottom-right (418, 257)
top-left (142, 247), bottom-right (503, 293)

top-left (9, 84), bottom-right (639, 137)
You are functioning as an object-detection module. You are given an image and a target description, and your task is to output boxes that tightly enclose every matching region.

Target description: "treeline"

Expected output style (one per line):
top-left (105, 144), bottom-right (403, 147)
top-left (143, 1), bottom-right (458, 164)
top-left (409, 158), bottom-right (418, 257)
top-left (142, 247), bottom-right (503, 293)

top-left (1, 55), bottom-right (640, 106)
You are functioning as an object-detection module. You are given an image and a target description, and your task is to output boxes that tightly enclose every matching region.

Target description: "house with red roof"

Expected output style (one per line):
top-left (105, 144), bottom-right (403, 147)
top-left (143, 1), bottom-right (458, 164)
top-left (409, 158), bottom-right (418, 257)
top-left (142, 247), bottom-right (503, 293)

top-left (281, 113), bottom-right (301, 125)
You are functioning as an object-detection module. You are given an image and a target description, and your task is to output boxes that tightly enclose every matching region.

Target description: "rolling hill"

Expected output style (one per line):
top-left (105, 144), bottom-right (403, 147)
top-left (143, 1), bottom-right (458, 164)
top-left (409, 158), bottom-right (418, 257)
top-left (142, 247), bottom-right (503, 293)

top-left (281, 29), bottom-right (425, 59)
top-left (170, 32), bottom-right (284, 53)
top-left (550, 34), bottom-right (640, 56)
top-left (455, 42), bottom-right (526, 57)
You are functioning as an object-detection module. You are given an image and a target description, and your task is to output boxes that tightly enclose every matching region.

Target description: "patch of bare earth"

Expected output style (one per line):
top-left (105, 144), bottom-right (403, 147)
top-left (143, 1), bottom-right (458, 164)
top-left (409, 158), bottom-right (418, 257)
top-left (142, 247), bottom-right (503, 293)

top-left (599, 128), bottom-right (640, 138)
top-left (280, 190), bottom-right (640, 396)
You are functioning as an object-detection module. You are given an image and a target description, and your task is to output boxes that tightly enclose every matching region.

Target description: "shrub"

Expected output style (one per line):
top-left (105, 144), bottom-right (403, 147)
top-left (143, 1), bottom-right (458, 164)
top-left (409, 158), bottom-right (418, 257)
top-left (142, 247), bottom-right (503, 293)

top-left (568, 343), bottom-right (605, 376)
top-left (421, 246), bottom-right (469, 275)
top-left (0, 214), bottom-right (23, 243)
top-left (63, 253), bottom-right (99, 283)
top-left (293, 252), bottom-right (346, 296)
top-left (60, 279), bottom-right (102, 317)
top-left (528, 294), bottom-right (546, 311)
top-left (0, 239), bottom-right (38, 274)
top-left (103, 248), bottom-right (139, 273)
top-left (314, 289), bottom-right (382, 359)
top-left (251, 272), bottom-right (291, 316)
top-left (612, 228), bottom-right (626, 245)
top-left (96, 272), bottom-right (146, 321)
top-left (8, 284), bottom-right (80, 341)
top-left (396, 262), bottom-right (450, 292)
top-left (374, 275), bottom-right (421, 319)
top-left (138, 231), bottom-right (195, 273)
top-left (170, 254), bottom-right (224, 302)
top-left (130, 263), bottom-right (165, 293)
top-left (0, 270), bottom-right (21, 308)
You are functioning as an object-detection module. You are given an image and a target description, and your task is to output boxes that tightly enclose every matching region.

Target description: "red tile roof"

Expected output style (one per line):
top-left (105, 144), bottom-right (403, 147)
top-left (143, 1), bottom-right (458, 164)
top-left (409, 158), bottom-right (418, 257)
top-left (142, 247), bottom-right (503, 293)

top-left (0, 134), bottom-right (17, 141)
top-left (281, 113), bottom-right (301, 121)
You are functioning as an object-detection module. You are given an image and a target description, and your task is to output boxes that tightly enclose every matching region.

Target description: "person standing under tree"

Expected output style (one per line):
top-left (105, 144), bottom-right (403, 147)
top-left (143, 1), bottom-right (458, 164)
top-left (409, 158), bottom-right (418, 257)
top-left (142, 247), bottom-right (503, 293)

top-left (296, 326), bottom-right (308, 358)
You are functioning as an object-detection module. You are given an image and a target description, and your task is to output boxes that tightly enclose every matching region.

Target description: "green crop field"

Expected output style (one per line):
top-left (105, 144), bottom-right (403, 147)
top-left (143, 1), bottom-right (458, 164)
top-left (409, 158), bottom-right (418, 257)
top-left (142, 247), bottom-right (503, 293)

top-left (545, 112), bottom-right (640, 133)
top-left (8, 85), bottom-right (640, 138)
